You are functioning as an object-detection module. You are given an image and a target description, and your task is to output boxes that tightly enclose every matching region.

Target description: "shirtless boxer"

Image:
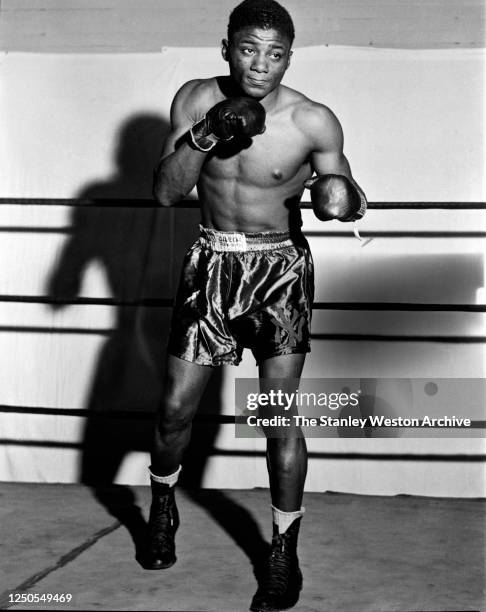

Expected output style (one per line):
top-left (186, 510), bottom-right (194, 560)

top-left (145, 1), bottom-right (366, 610)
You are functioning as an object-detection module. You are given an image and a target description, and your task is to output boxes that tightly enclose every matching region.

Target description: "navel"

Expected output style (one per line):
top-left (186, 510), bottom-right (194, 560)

top-left (272, 169), bottom-right (283, 180)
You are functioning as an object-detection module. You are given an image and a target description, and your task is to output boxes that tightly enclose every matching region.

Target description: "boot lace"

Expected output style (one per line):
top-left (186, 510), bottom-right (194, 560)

top-left (261, 535), bottom-right (292, 596)
top-left (148, 494), bottom-right (176, 551)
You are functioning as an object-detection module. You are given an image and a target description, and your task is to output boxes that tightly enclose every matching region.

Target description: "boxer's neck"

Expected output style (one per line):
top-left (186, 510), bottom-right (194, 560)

top-left (216, 75), bottom-right (281, 113)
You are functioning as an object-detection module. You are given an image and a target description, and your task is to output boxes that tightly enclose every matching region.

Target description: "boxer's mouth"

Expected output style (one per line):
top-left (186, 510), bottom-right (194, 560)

top-left (247, 77), bottom-right (268, 87)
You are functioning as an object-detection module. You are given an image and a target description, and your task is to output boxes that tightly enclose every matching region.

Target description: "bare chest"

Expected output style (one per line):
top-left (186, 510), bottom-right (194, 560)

top-left (202, 115), bottom-right (312, 188)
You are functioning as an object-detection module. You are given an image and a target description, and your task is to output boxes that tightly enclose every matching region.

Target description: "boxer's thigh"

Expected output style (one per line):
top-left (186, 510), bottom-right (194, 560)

top-left (249, 245), bottom-right (314, 364)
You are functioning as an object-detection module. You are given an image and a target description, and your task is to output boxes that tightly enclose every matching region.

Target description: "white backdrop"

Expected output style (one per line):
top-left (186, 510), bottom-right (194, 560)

top-left (1, 46), bottom-right (484, 200)
top-left (0, 46), bottom-right (484, 495)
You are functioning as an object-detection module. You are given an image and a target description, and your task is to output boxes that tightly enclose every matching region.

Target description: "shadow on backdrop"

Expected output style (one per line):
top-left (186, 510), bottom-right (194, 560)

top-left (316, 251), bottom-right (484, 437)
top-left (45, 113), bottom-right (268, 577)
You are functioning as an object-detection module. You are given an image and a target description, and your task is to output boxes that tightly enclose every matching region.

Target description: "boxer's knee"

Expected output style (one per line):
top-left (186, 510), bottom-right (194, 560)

top-left (157, 394), bottom-right (196, 437)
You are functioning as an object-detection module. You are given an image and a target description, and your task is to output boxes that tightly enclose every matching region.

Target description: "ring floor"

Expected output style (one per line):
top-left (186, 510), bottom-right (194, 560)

top-left (1, 483), bottom-right (484, 612)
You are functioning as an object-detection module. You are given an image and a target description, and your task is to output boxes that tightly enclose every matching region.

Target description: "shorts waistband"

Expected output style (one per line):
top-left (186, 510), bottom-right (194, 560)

top-left (198, 224), bottom-right (294, 252)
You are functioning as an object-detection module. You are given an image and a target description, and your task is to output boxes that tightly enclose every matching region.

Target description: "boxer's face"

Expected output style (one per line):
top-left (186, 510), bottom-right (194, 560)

top-left (222, 27), bottom-right (292, 98)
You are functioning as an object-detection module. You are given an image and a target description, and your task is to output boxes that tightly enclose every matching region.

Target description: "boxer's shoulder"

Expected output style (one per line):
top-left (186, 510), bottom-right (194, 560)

top-left (273, 86), bottom-right (342, 145)
top-left (291, 95), bottom-right (343, 147)
top-left (171, 77), bottom-right (222, 123)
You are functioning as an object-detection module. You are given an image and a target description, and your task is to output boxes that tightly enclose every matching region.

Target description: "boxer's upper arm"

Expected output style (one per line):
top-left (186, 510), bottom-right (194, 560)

top-left (302, 102), bottom-right (367, 218)
top-left (159, 80), bottom-right (207, 160)
top-left (301, 103), bottom-right (354, 180)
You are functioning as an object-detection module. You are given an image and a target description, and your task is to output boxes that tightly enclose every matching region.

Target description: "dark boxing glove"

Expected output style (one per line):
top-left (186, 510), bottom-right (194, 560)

top-left (190, 97), bottom-right (266, 152)
top-left (304, 174), bottom-right (367, 222)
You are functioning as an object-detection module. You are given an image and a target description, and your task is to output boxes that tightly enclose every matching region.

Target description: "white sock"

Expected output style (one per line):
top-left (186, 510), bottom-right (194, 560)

top-left (149, 465), bottom-right (182, 487)
top-left (272, 505), bottom-right (305, 534)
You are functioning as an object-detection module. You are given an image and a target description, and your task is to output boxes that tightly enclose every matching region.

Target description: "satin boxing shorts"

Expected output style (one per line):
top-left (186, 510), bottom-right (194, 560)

top-left (167, 225), bottom-right (314, 366)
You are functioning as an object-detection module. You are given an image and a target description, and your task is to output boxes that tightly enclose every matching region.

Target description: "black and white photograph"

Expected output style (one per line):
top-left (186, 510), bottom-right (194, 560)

top-left (0, 1), bottom-right (484, 611)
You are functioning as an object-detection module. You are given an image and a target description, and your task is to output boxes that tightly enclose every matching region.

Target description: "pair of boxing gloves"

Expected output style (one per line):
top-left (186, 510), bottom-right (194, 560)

top-left (190, 96), bottom-right (366, 222)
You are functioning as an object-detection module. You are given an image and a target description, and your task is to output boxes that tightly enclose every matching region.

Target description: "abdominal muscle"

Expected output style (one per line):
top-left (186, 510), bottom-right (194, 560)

top-left (197, 158), bottom-right (312, 233)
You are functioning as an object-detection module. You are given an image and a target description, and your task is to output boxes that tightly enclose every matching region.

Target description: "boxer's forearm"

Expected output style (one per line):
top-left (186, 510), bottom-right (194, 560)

top-left (153, 142), bottom-right (207, 207)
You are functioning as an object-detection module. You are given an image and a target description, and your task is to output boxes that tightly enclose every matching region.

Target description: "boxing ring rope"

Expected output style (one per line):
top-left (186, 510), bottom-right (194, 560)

top-left (0, 197), bottom-right (484, 455)
top-left (0, 199), bottom-right (485, 311)
top-left (1, 199), bottom-right (485, 209)
top-left (0, 439), bottom-right (483, 463)
top-left (1, 196), bottom-right (485, 334)
top-left (0, 295), bottom-right (485, 312)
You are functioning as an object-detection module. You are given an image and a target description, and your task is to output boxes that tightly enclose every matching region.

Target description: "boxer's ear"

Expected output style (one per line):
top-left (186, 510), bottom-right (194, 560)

top-left (221, 39), bottom-right (229, 62)
top-left (286, 49), bottom-right (293, 69)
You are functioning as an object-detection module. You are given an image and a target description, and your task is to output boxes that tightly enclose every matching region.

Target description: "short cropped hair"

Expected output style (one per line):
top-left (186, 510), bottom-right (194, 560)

top-left (228, 0), bottom-right (295, 45)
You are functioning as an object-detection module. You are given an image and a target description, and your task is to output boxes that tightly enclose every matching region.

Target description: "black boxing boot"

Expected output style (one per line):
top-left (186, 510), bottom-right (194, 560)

top-left (142, 480), bottom-right (180, 570)
top-left (250, 518), bottom-right (303, 612)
